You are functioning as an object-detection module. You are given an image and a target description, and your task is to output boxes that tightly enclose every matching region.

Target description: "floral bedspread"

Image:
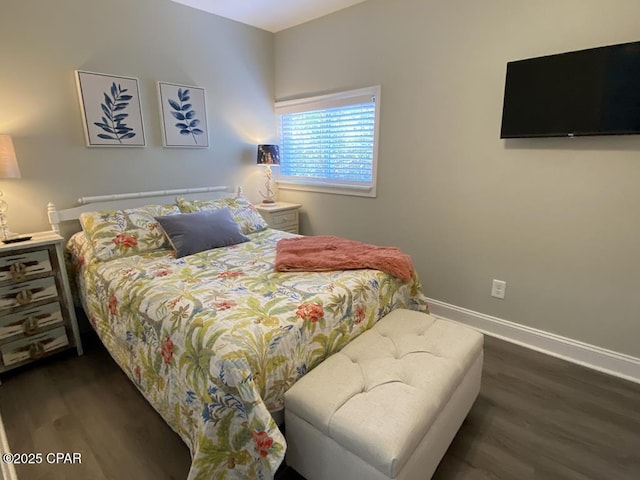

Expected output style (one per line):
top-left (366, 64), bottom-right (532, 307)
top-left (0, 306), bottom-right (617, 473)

top-left (69, 228), bottom-right (428, 479)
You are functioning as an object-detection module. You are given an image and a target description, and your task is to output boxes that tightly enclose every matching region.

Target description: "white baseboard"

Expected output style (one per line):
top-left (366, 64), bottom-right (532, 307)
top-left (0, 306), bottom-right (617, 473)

top-left (426, 297), bottom-right (640, 385)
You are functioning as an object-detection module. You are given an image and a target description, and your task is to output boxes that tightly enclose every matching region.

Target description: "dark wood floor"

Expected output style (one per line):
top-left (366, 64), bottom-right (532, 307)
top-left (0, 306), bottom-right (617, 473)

top-left (0, 332), bottom-right (639, 480)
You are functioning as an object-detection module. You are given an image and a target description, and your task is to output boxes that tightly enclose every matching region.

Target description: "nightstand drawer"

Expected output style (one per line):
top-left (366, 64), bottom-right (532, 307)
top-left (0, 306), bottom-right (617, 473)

top-left (0, 276), bottom-right (58, 311)
top-left (270, 210), bottom-right (299, 229)
top-left (0, 249), bottom-right (52, 283)
top-left (255, 202), bottom-right (302, 234)
top-left (0, 302), bottom-right (64, 341)
top-left (279, 225), bottom-right (300, 234)
top-left (0, 232), bottom-right (83, 372)
top-left (1, 326), bottom-right (69, 367)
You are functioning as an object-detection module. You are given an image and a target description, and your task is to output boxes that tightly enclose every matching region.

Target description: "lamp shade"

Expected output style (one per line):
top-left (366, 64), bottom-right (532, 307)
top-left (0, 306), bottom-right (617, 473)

top-left (0, 135), bottom-right (20, 179)
top-left (257, 144), bottom-right (280, 166)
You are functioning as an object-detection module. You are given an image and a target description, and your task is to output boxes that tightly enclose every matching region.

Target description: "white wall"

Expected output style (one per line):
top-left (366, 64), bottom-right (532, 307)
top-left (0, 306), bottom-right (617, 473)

top-left (275, 0), bottom-right (640, 357)
top-left (1, 0), bottom-right (275, 232)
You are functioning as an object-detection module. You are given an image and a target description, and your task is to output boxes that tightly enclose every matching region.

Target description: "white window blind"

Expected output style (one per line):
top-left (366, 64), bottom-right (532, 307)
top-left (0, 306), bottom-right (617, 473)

top-left (275, 86), bottom-right (380, 197)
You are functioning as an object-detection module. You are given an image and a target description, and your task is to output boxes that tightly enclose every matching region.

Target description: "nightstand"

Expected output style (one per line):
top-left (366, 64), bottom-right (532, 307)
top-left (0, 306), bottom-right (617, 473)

top-left (0, 231), bottom-right (82, 374)
top-left (255, 202), bottom-right (302, 234)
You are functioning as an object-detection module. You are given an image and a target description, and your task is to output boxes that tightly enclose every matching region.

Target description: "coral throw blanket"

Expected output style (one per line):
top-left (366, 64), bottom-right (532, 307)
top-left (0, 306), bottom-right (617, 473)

top-left (275, 235), bottom-right (414, 282)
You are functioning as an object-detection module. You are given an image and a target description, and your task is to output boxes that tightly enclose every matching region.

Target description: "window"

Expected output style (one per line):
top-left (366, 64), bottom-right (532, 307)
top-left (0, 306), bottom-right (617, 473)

top-left (275, 86), bottom-right (381, 197)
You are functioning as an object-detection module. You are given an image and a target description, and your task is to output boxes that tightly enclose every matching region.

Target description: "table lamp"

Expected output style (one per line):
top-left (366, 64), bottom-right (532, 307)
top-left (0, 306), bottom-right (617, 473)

top-left (0, 135), bottom-right (27, 243)
top-left (257, 144), bottom-right (280, 204)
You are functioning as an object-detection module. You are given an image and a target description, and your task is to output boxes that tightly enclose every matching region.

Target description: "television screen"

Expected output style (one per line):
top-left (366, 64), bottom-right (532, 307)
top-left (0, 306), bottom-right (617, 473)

top-left (500, 41), bottom-right (640, 138)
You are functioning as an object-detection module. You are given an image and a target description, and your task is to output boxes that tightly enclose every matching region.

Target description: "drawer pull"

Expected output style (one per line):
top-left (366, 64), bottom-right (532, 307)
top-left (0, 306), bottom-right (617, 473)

top-left (10, 263), bottom-right (27, 282)
top-left (29, 342), bottom-right (46, 359)
top-left (22, 317), bottom-right (39, 336)
top-left (16, 290), bottom-right (33, 305)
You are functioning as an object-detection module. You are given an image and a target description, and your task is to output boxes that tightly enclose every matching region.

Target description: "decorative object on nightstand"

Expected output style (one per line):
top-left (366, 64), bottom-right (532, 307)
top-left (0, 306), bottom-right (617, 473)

top-left (257, 144), bottom-right (280, 204)
top-left (0, 232), bottom-right (82, 374)
top-left (0, 135), bottom-right (29, 244)
top-left (255, 202), bottom-right (302, 234)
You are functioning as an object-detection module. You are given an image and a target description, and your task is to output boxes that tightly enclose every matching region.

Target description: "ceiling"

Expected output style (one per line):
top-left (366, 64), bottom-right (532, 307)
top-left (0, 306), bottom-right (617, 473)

top-left (171, 0), bottom-right (367, 33)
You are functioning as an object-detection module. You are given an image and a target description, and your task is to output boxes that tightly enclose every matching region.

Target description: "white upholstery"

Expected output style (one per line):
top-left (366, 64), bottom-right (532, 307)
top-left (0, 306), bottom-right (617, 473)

top-left (284, 309), bottom-right (484, 480)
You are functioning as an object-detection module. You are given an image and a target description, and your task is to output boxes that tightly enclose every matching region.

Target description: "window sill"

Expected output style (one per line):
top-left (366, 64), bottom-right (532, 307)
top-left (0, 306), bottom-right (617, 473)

top-left (276, 180), bottom-right (376, 198)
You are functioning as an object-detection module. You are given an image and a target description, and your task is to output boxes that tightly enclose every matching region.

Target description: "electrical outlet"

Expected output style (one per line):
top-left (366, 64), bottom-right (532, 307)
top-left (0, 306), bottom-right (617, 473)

top-left (491, 279), bottom-right (506, 299)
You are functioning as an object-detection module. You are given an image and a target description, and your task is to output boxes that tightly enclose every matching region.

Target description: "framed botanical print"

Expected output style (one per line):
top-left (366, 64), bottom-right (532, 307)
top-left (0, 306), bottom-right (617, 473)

top-left (157, 82), bottom-right (209, 148)
top-left (75, 70), bottom-right (146, 147)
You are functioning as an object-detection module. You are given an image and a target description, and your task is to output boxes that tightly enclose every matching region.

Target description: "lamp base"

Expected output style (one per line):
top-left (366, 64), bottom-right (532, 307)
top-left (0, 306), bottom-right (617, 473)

top-left (261, 199), bottom-right (276, 204)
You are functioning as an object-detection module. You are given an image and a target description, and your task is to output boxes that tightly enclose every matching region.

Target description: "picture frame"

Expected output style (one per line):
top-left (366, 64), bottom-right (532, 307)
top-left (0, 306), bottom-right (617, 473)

top-left (74, 70), bottom-right (146, 147)
top-left (157, 82), bottom-right (209, 148)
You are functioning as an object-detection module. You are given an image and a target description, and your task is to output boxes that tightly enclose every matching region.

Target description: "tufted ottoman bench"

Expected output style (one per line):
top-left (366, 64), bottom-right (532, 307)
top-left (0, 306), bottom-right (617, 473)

top-left (284, 308), bottom-right (483, 480)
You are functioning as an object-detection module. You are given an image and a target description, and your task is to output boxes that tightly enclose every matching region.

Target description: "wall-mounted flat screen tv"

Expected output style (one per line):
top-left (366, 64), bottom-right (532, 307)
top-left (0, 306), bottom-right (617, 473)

top-left (500, 41), bottom-right (640, 138)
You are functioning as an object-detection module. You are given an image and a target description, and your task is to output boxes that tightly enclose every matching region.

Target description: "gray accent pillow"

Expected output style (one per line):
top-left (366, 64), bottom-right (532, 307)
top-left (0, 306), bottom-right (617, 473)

top-left (155, 208), bottom-right (249, 258)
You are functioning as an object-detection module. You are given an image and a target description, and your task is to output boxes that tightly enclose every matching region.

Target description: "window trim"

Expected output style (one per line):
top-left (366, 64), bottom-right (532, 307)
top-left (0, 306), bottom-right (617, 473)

top-left (275, 85), bottom-right (381, 198)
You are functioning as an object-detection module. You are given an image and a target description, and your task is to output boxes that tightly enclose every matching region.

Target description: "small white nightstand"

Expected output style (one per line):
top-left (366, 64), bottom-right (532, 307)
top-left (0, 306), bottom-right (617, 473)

top-left (0, 231), bottom-right (82, 374)
top-left (255, 202), bottom-right (302, 234)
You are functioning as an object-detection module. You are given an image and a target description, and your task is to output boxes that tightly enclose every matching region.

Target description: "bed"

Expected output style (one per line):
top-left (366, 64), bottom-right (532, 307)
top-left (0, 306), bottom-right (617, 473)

top-left (48, 187), bottom-right (428, 480)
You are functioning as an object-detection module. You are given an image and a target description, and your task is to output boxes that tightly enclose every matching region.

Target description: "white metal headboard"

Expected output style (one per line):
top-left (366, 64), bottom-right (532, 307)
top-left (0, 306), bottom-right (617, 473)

top-left (48, 185), bottom-right (240, 233)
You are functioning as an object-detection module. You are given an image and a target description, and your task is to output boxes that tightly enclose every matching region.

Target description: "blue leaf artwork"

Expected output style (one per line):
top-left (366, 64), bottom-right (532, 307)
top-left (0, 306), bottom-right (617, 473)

top-left (75, 71), bottom-right (145, 147)
top-left (93, 82), bottom-right (137, 143)
top-left (168, 88), bottom-right (204, 145)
